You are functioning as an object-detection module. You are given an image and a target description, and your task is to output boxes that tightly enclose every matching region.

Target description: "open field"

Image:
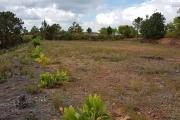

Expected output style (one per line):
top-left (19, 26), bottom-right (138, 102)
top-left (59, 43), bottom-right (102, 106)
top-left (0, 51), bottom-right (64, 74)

top-left (0, 40), bottom-right (180, 120)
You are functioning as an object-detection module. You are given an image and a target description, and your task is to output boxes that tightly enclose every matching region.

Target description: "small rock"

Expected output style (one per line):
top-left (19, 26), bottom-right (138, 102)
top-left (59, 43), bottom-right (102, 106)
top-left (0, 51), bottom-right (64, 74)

top-left (115, 115), bottom-right (131, 120)
top-left (123, 116), bottom-right (131, 120)
top-left (59, 107), bottom-right (64, 114)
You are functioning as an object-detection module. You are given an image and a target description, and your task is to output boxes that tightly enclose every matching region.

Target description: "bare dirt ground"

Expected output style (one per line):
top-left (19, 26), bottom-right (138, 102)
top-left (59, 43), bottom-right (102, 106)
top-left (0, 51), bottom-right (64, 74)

top-left (0, 40), bottom-right (180, 120)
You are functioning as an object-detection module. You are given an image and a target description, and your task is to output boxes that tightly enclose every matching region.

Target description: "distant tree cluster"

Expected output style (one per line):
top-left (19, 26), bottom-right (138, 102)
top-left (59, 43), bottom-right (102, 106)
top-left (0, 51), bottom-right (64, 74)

top-left (1, 10), bottom-right (180, 49)
top-left (27, 12), bottom-right (180, 41)
top-left (166, 17), bottom-right (180, 38)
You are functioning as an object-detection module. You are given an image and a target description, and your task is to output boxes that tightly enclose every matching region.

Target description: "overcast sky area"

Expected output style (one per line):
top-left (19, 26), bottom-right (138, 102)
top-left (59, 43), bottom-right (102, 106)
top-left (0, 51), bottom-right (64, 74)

top-left (0, 0), bottom-right (179, 31)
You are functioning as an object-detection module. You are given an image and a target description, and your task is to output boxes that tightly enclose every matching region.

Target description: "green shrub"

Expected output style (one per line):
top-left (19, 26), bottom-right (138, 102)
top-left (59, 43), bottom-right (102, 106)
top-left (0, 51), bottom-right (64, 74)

top-left (35, 53), bottom-right (50, 65)
top-left (39, 71), bottom-right (69, 88)
top-left (62, 94), bottom-right (111, 120)
top-left (31, 46), bottom-right (42, 58)
top-left (63, 106), bottom-right (80, 120)
top-left (32, 36), bottom-right (41, 47)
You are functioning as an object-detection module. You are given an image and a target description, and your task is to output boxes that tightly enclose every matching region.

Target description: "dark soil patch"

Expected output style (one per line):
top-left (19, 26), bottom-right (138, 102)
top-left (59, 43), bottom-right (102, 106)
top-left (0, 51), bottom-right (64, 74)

top-left (140, 56), bottom-right (164, 61)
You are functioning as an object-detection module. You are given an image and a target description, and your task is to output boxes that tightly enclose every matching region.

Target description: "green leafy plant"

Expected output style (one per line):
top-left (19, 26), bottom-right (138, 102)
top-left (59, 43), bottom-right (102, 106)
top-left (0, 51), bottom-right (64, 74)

top-left (62, 94), bottom-right (111, 120)
top-left (35, 53), bottom-right (50, 65)
top-left (32, 36), bottom-right (41, 47)
top-left (63, 106), bottom-right (80, 120)
top-left (31, 46), bottom-right (42, 58)
top-left (39, 71), bottom-right (69, 88)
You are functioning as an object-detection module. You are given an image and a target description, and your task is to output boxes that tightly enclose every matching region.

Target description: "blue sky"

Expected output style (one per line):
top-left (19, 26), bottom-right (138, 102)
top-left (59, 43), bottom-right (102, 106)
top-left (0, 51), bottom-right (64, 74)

top-left (0, 0), bottom-right (179, 31)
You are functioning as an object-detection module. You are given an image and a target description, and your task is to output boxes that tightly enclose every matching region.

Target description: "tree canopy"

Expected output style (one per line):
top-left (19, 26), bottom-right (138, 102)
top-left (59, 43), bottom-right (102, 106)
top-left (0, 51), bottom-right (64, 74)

top-left (133, 17), bottom-right (143, 34)
top-left (0, 11), bottom-right (24, 48)
top-left (68, 22), bottom-right (83, 33)
top-left (87, 27), bottom-right (92, 33)
top-left (140, 12), bottom-right (166, 39)
top-left (118, 25), bottom-right (137, 38)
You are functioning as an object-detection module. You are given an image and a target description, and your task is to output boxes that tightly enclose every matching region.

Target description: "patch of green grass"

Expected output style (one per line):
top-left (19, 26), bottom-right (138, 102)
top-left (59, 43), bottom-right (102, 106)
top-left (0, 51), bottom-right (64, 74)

top-left (39, 71), bottom-right (69, 88)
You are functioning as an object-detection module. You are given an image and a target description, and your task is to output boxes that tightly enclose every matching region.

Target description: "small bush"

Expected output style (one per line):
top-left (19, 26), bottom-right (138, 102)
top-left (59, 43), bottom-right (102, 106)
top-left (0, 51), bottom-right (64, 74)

top-left (25, 84), bottom-right (40, 95)
top-left (39, 71), bottom-right (69, 88)
top-left (35, 53), bottom-right (50, 65)
top-left (62, 94), bottom-right (111, 120)
top-left (32, 36), bottom-right (41, 47)
top-left (31, 46), bottom-right (42, 58)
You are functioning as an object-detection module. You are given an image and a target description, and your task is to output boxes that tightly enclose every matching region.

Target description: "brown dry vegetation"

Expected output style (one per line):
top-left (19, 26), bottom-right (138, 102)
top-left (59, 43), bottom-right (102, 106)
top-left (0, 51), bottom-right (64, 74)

top-left (0, 40), bottom-right (180, 120)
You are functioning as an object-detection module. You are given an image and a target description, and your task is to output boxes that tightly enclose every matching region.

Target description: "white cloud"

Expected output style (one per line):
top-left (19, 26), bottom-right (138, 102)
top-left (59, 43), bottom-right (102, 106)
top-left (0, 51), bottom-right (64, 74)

top-left (95, 0), bottom-right (179, 29)
top-left (6, 4), bottom-right (79, 29)
top-left (0, 0), bottom-right (179, 31)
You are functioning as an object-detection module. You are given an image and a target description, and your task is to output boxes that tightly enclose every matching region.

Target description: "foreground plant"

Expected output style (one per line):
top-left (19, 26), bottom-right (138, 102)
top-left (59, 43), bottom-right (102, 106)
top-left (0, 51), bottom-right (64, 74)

top-left (31, 46), bottom-right (42, 58)
top-left (39, 71), bottom-right (69, 88)
top-left (35, 53), bottom-right (50, 65)
top-left (63, 94), bottom-right (111, 120)
top-left (32, 36), bottom-right (41, 47)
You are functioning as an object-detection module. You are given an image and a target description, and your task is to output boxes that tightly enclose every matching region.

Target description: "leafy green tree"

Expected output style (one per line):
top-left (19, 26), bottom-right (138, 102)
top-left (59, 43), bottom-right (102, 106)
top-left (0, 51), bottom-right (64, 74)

top-left (140, 12), bottom-right (166, 39)
top-left (118, 25), bottom-right (137, 38)
top-left (166, 17), bottom-right (180, 38)
top-left (23, 27), bottom-right (28, 35)
top-left (68, 22), bottom-right (83, 33)
top-left (133, 17), bottom-right (143, 34)
top-left (173, 17), bottom-right (180, 36)
top-left (87, 27), bottom-right (92, 33)
top-left (46, 24), bottom-right (61, 40)
top-left (99, 27), bottom-right (108, 35)
top-left (0, 11), bottom-right (24, 48)
top-left (107, 26), bottom-right (113, 35)
top-left (31, 26), bottom-right (39, 36)
top-left (40, 20), bottom-right (49, 39)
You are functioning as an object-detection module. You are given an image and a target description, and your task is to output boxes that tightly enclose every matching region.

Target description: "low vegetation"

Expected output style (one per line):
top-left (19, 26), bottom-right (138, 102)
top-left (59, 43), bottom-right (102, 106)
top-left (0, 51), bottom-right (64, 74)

top-left (32, 36), bottom-right (41, 47)
top-left (25, 84), bottom-right (41, 95)
top-left (62, 94), bottom-right (111, 120)
top-left (39, 71), bottom-right (69, 88)
top-left (35, 53), bottom-right (50, 65)
top-left (31, 46), bottom-right (42, 58)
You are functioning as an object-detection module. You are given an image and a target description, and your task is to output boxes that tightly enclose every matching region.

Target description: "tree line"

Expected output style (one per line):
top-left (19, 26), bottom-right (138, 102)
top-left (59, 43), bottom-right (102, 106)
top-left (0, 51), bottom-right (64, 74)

top-left (0, 11), bottom-right (180, 48)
